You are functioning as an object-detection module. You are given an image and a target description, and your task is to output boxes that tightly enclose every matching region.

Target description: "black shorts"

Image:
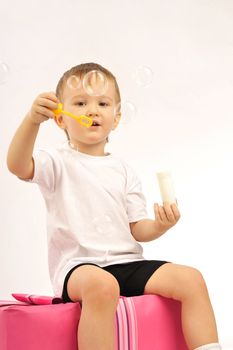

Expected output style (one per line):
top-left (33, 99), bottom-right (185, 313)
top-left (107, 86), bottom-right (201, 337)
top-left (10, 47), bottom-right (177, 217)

top-left (62, 259), bottom-right (169, 302)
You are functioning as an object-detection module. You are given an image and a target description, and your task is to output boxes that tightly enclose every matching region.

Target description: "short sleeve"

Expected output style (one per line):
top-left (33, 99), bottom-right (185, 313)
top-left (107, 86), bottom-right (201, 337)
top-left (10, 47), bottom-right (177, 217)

top-left (19, 149), bottom-right (57, 194)
top-left (125, 163), bottom-right (148, 223)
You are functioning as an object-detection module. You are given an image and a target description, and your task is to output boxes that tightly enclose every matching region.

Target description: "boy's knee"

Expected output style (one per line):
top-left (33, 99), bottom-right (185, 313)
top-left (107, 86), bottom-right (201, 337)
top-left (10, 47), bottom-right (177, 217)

top-left (183, 267), bottom-right (208, 297)
top-left (84, 275), bottom-right (120, 303)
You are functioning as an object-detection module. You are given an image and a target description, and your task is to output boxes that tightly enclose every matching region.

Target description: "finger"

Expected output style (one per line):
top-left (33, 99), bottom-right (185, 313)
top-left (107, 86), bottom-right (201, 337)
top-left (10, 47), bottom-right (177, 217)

top-left (158, 205), bottom-right (167, 222)
top-left (154, 203), bottom-right (162, 221)
top-left (38, 92), bottom-right (60, 103)
top-left (35, 106), bottom-right (55, 119)
top-left (154, 203), bottom-right (161, 220)
top-left (163, 202), bottom-right (176, 222)
top-left (38, 97), bottom-right (59, 111)
top-left (171, 203), bottom-right (181, 221)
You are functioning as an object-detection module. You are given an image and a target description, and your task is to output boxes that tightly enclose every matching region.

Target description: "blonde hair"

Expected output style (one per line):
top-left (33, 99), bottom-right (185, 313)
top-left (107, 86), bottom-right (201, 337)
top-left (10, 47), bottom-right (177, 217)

top-left (56, 63), bottom-right (121, 142)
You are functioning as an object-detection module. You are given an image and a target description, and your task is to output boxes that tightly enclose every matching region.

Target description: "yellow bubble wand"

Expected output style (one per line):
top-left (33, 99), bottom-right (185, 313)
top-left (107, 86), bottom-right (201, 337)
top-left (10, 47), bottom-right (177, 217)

top-left (53, 103), bottom-right (93, 128)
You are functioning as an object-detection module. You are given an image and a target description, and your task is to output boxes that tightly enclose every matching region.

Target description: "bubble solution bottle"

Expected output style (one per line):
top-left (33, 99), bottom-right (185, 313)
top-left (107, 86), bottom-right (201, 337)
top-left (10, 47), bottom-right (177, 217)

top-left (156, 171), bottom-right (176, 205)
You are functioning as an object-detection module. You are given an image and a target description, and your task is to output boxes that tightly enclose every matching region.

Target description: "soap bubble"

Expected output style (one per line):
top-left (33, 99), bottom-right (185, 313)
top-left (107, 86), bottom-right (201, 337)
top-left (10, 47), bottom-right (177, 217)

top-left (66, 75), bottom-right (81, 90)
top-left (132, 65), bottom-right (153, 87)
top-left (0, 62), bottom-right (9, 85)
top-left (83, 70), bottom-right (108, 96)
top-left (114, 100), bottom-right (137, 124)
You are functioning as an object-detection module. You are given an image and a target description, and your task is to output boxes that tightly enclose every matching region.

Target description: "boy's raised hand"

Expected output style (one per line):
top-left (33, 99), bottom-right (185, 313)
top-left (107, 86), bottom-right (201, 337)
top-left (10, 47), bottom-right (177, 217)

top-left (153, 202), bottom-right (181, 234)
top-left (27, 92), bottom-right (59, 125)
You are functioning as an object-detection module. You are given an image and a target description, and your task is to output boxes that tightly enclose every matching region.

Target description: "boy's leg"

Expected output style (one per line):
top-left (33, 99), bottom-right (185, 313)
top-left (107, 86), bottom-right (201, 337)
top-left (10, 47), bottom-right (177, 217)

top-left (143, 263), bottom-right (219, 350)
top-left (67, 264), bottom-right (120, 350)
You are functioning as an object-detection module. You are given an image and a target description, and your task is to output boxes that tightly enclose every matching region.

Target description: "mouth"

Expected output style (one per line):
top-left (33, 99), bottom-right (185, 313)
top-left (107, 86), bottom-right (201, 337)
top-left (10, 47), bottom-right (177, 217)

top-left (91, 121), bottom-right (100, 127)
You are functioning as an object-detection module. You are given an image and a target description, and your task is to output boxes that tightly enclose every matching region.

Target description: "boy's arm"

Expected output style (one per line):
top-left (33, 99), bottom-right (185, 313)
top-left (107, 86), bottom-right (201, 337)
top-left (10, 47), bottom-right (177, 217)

top-left (7, 92), bottom-right (59, 179)
top-left (7, 115), bottom-right (40, 179)
top-left (130, 202), bottom-right (180, 242)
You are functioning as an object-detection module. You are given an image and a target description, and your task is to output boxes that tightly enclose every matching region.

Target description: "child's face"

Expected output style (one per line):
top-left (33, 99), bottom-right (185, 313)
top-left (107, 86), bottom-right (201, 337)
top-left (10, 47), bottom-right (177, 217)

top-left (55, 74), bottom-right (121, 152)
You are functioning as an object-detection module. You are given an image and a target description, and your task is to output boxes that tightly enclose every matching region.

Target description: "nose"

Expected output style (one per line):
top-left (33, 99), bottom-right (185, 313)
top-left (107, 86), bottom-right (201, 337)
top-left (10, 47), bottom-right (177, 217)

top-left (87, 111), bottom-right (98, 117)
top-left (86, 101), bottom-right (99, 118)
top-left (86, 105), bottom-right (98, 117)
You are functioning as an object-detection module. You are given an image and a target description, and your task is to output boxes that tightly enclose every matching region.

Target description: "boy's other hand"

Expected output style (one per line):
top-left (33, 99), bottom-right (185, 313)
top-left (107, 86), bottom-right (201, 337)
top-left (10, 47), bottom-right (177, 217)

top-left (27, 92), bottom-right (60, 125)
top-left (153, 202), bottom-right (181, 234)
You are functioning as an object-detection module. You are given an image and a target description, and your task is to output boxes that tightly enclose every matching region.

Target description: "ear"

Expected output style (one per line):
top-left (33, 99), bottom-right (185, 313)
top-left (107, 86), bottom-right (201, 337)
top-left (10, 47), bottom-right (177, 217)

top-left (53, 112), bottom-right (67, 130)
top-left (112, 112), bottom-right (121, 130)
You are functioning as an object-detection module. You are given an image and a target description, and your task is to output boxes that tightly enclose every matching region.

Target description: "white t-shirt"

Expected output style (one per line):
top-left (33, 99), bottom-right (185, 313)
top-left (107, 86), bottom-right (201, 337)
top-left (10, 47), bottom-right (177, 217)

top-left (22, 141), bottom-right (149, 296)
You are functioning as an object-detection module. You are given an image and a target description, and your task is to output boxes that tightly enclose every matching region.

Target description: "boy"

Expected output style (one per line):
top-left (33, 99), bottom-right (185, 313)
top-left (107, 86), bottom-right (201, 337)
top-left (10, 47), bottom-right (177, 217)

top-left (7, 63), bottom-right (221, 350)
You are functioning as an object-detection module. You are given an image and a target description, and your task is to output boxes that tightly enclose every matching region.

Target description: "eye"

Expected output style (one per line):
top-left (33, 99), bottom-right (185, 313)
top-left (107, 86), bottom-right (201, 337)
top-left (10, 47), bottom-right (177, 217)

top-left (75, 101), bottom-right (86, 106)
top-left (99, 102), bottom-right (109, 107)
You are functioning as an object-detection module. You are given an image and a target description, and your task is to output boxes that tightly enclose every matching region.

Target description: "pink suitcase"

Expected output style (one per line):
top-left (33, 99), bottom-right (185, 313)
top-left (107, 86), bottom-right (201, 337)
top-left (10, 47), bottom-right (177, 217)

top-left (0, 294), bottom-right (188, 350)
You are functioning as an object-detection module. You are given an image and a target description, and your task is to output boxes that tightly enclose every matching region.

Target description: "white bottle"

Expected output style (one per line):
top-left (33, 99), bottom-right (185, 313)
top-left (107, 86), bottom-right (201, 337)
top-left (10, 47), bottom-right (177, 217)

top-left (156, 171), bottom-right (176, 204)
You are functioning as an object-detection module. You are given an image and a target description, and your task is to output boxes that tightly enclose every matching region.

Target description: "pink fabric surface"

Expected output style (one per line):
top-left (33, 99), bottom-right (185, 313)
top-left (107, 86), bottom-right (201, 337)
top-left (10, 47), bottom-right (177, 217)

top-left (12, 293), bottom-right (62, 305)
top-left (0, 294), bottom-right (188, 350)
top-left (127, 295), bottom-right (188, 350)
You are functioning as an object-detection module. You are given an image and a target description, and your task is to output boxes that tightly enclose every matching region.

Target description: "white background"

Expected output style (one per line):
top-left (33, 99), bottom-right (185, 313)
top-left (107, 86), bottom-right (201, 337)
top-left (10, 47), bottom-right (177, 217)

top-left (1, 0), bottom-right (233, 347)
